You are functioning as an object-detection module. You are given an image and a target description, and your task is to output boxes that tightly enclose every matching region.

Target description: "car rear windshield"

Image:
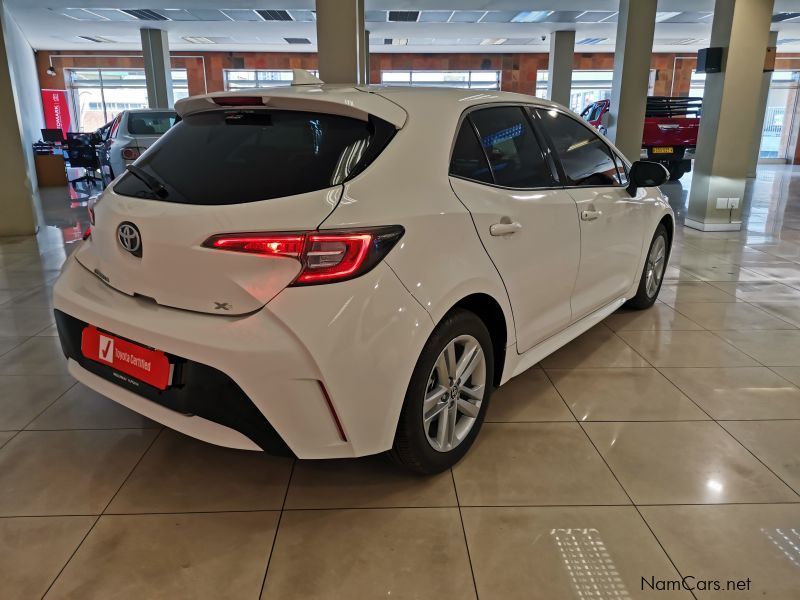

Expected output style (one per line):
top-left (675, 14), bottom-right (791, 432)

top-left (113, 109), bottom-right (395, 205)
top-left (128, 112), bottom-right (177, 135)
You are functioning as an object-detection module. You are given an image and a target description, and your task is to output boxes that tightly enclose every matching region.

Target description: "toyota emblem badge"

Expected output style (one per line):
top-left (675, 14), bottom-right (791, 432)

top-left (117, 222), bottom-right (143, 257)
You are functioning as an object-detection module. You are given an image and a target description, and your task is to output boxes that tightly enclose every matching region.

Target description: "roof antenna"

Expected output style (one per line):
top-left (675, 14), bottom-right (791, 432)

top-left (292, 69), bottom-right (324, 85)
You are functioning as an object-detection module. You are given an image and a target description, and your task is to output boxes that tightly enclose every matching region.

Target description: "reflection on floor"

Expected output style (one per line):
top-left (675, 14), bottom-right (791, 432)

top-left (1, 166), bottom-right (800, 599)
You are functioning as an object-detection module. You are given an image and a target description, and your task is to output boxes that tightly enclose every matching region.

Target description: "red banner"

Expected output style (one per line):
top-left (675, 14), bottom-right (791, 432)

top-left (41, 89), bottom-right (71, 137)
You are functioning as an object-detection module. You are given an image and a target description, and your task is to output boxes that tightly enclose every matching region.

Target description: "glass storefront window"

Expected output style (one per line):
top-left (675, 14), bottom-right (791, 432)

top-left (65, 68), bottom-right (188, 132)
top-left (380, 70), bottom-right (501, 90)
top-left (223, 69), bottom-right (319, 90)
top-left (536, 70), bottom-right (655, 113)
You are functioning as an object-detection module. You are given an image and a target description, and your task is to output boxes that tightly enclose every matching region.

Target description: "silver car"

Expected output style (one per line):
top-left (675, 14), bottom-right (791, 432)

top-left (98, 109), bottom-right (177, 186)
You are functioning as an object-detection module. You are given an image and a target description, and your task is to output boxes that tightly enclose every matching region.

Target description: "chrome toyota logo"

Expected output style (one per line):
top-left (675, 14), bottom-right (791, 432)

top-left (117, 222), bottom-right (142, 257)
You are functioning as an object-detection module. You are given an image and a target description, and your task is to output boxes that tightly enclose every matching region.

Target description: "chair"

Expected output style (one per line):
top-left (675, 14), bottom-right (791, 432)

top-left (65, 133), bottom-right (100, 187)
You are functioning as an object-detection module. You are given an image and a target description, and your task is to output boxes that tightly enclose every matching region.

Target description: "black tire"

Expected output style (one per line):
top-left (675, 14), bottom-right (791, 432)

top-left (389, 309), bottom-right (494, 474)
top-left (625, 224), bottom-right (670, 310)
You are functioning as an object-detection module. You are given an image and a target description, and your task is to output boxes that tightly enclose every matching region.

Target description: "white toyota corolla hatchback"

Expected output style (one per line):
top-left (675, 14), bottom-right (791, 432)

top-left (53, 80), bottom-right (672, 473)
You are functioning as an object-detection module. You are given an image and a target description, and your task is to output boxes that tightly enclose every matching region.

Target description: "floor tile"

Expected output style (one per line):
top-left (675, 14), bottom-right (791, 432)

top-left (641, 504), bottom-right (800, 599)
top-left (547, 368), bottom-right (707, 421)
top-left (0, 284), bottom-right (55, 309)
top-left (486, 367), bottom-right (573, 422)
top-left (285, 456), bottom-right (456, 509)
top-left (0, 429), bottom-right (158, 516)
top-left (46, 512), bottom-right (279, 600)
top-left (26, 383), bottom-right (159, 430)
top-left (0, 375), bottom-right (75, 430)
top-left (772, 366), bottom-right (800, 387)
top-left (710, 281), bottom-right (800, 302)
top-left (657, 282), bottom-right (738, 306)
top-left (0, 270), bottom-right (58, 291)
top-left (751, 301), bottom-right (800, 327)
top-left (0, 307), bottom-right (54, 337)
top-left (462, 506), bottom-right (691, 600)
top-left (0, 516), bottom-right (95, 600)
top-left (540, 325), bottom-right (648, 369)
top-left (722, 420), bottom-right (800, 494)
top-left (716, 330), bottom-right (800, 366)
top-left (0, 431), bottom-right (16, 446)
top-left (584, 422), bottom-right (798, 504)
top-left (262, 508), bottom-right (475, 600)
top-left (604, 304), bottom-right (702, 332)
top-left (452, 423), bottom-right (629, 506)
top-left (672, 302), bottom-right (796, 330)
top-left (679, 263), bottom-right (766, 282)
top-left (0, 336), bottom-right (69, 375)
top-left (617, 330), bottom-right (758, 367)
top-left (660, 367), bottom-right (800, 420)
top-left (0, 336), bottom-right (25, 357)
top-left (107, 430), bottom-right (292, 513)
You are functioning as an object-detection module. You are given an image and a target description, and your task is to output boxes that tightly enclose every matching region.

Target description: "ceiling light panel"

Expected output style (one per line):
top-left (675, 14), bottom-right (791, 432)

top-left (220, 9), bottom-right (261, 21)
top-left (256, 9), bottom-right (293, 21)
top-left (575, 11), bottom-right (617, 22)
top-left (480, 11), bottom-right (519, 23)
top-left (52, 8), bottom-right (107, 21)
top-left (577, 37), bottom-right (607, 45)
top-left (511, 11), bottom-right (553, 23)
top-left (78, 35), bottom-right (115, 43)
top-left (284, 37), bottom-right (311, 44)
top-left (121, 9), bottom-right (168, 21)
top-left (449, 11), bottom-right (487, 23)
top-left (289, 10), bottom-right (315, 22)
top-left (366, 11), bottom-right (387, 22)
top-left (388, 11), bottom-right (420, 22)
top-left (85, 8), bottom-right (137, 21)
top-left (418, 11), bottom-right (453, 23)
top-left (660, 12), bottom-right (712, 23)
top-left (773, 12), bottom-right (800, 22)
top-left (182, 36), bottom-right (215, 44)
top-left (547, 11), bottom-right (585, 23)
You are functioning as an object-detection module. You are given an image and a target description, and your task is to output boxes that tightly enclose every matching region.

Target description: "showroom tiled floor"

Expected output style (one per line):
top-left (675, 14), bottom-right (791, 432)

top-left (1, 169), bottom-right (800, 599)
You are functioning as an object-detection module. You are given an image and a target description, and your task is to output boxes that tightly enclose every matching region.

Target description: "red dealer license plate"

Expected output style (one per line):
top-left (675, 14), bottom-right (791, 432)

top-left (81, 326), bottom-right (172, 390)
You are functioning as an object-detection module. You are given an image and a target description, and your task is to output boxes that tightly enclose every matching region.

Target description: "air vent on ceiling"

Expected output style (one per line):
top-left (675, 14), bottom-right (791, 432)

top-left (182, 36), bottom-right (215, 44)
top-left (78, 35), bottom-right (115, 43)
top-left (285, 37), bottom-right (311, 45)
top-left (577, 37), bottom-right (607, 45)
top-left (256, 10), bottom-right (293, 21)
top-left (121, 9), bottom-right (168, 21)
top-left (388, 11), bottom-right (420, 22)
top-left (383, 38), bottom-right (409, 45)
top-left (773, 12), bottom-right (800, 22)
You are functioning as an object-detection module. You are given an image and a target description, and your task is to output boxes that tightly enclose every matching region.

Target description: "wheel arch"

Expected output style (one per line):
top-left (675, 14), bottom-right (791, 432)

top-left (448, 293), bottom-right (508, 388)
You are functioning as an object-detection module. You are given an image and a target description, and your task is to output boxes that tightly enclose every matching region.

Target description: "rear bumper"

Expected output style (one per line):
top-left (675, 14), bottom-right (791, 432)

top-left (52, 252), bottom-right (432, 458)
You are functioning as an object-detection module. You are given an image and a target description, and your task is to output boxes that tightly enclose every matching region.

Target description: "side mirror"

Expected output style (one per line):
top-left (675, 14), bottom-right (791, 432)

top-left (626, 160), bottom-right (669, 196)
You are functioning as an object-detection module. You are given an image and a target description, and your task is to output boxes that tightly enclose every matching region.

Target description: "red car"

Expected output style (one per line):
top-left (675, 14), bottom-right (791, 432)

top-left (581, 97), bottom-right (702, 181)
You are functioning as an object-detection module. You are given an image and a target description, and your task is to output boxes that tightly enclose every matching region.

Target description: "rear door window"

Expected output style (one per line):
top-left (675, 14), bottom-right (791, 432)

top-left (468, 106), bottom-right (554, 189)
top-left (113, 110), bottom-right (394, 205)
top-left (127, 112), bottom-right (177, 135)
top-left (449, 120), bottom-right (493, 184)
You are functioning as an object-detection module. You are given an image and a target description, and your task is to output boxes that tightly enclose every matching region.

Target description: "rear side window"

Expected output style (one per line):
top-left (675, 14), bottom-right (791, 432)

top-left (449, 121), bottom-right (493, 184)
top-left (536, 109), bottom-right (621, 187)
top-left (128, 112), bottom-right (177, 135)
top-left (469, 107), bottom-right (553, 189)
top-left (114, 110), bottom-right (393, 205)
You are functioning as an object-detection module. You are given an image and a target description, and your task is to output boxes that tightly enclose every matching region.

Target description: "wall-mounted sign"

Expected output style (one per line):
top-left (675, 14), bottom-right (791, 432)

top-left (41, 89), bottom-right (71, 137)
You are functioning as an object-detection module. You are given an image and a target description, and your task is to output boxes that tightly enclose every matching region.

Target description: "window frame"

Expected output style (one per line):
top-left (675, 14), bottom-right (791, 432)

top-left (448, 103), bottom-right (561, 191)
top-left (529, 107), bottom-right (629, 190)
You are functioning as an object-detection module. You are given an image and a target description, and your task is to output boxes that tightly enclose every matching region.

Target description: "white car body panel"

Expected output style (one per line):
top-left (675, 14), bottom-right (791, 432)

top-left (54, 84), bottom-right (674, 459)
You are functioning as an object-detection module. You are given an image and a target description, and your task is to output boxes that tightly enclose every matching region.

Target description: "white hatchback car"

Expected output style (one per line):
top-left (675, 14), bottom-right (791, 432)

top-left (54, 82), bottom-right (672, 473)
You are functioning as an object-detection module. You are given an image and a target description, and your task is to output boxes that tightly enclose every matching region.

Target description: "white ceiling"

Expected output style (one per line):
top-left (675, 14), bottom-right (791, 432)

top-left (5, 0), bottom-right (800, 54)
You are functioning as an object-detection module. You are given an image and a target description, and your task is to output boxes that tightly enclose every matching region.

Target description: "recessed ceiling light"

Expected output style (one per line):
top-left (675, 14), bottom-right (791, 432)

top-left (182, 36), bottom-right (215, 44)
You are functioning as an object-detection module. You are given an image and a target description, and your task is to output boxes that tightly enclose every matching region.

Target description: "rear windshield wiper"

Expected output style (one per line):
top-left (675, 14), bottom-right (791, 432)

top-left (125, 164), bottom-right (169, 199)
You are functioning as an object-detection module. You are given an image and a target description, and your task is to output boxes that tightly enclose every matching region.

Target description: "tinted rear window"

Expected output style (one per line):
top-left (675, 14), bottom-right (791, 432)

top-left (114, 110), bottom-right (392, 205)
top-left (127, 112), bottom-right (176, 135)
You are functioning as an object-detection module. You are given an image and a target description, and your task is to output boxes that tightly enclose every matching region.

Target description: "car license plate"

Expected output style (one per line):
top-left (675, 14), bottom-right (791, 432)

top-left (652, 147), bottom-right (674, 154)
top-left (81, 326), bottom-right (172, 390)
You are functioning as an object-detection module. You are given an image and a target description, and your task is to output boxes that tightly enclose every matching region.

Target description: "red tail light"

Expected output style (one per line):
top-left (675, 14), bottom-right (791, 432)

top-left (82, 225), bottom-right (92, 240)
top-left (203, 226), bottom-right (404, 286)
top-left (121, 147), bottom-right (141, 160)
top-left (213, 96), bottom-right (265, 107)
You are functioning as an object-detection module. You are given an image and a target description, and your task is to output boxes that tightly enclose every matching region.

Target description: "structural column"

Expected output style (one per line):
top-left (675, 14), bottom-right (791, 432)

top-left (316, 0), bottom-right (365, 84)
top-left (608, 0), bottom-right (658, 162)
top-left (547, 30), bottom-right (575, 107)
top-left (140, 28), bottom-right (173, 109)
top-left (686, 0), bottom-right (775, 231)
top-left (747, 30), bottom-right (778, 178)
top-left (0, 8), bottom-right (36, 235)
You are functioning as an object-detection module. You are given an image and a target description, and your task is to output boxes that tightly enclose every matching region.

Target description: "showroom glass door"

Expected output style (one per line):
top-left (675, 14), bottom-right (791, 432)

top-left (758, 70), bottom-right (799, 161)
top-left (65, 68), bottom-right (189, 132)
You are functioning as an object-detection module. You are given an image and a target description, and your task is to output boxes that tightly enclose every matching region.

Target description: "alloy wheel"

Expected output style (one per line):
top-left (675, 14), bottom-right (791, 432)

top-left (645, 235), bottom-right (667, 298)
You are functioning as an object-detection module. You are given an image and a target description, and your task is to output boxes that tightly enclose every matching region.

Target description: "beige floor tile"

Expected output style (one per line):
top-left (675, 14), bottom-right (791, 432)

top-left (679, 264), bottom-right (767, 282)
top-left (0, 516), bottom-right (95, 600)
top-left (663, 265), bottom-right (700, 282)
top-left (0, 336), bottom-right (69, 375)
top-left (548, 368), bottom-right (707, 421)
top-left (0, 429), bottom-right (157, 516)
top-left (584, 422), bottom-right (798, 504)
top-left (36, 323), bottom-right (59, 336)
top-left (47, 512), bottom-right (279, 600)
top-left (0, 307), bottom-right (54, 337)
top-left (0, 285), bottom-right (55, 309)
top-left (107, 430), bottom-right (292, 513)
top-left (0, 336), bottom-right (25, 357)
top-left (27, 383), bottom-right (159, 430)
top-left (285, 456), bottom-right (456, 509)
top-left (710, 281), bottom-right (800, 302)
top-left (617, 330), bottom-right (758, 368)
top-left (462, 506), bottom-right (691, 600)
top-left (716, 330), bottom-right (800, 366)
top-left (486, 367), bottom-right (573, 422)
top-left (604, 304), bottom-right (702, 332)
top-left (0, 270), bottom-right (58, 291)
top-left (657, 282), bottom-right (738, 306)
top-left (773, 366), bottom-right (800, 387)
top-left (262, 508), bottom-right (475, 600)
top-left (452, 423), bottom-right (629, 506)
top-left (672, 302), bottom-right (796, 330)
top-left (541, 325), bottom-right (648, 369)
top-left (752, 302), bottom-right (800, 327)
top-left (641, 504), bottom-right (800, 599)
top-left (0, 431), bottom-right (16, 446)
top-left (660, 367), bottom-right (800, 420)
top-left (0, 375), bottom-right (75, 430)
top-left (722, 421), bottom-right (800, 494)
